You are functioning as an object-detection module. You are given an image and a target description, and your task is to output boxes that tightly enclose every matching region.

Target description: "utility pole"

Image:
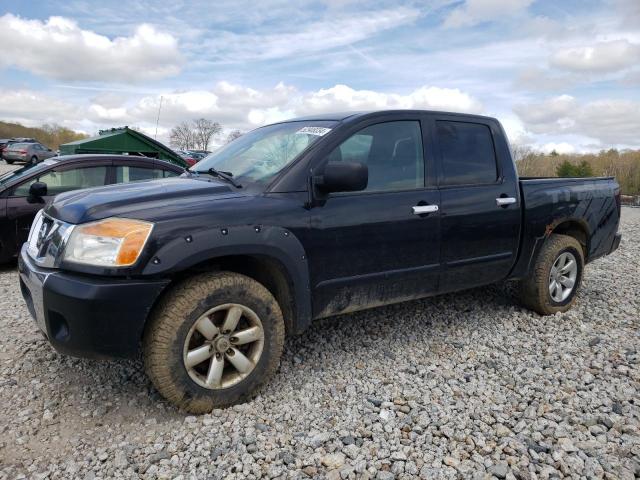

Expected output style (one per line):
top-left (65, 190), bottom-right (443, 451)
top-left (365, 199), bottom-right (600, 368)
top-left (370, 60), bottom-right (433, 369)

top-left (154, 95), bottom-right (163, 139)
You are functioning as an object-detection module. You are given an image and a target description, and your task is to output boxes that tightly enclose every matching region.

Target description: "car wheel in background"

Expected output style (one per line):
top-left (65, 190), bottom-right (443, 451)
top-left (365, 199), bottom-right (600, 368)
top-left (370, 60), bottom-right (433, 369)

top-left (30, 156), bottom-right (38, 165)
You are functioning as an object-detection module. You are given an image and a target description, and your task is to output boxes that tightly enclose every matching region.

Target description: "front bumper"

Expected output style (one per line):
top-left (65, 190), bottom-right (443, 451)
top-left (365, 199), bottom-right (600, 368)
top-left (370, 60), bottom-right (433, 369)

top-left (18, 245), bottom-right (170, 359)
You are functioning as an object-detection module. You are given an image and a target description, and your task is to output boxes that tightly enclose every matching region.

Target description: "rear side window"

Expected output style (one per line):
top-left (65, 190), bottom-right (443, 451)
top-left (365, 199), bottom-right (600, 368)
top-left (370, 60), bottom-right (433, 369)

top-left (436, 121), bottom-right (498, 186)
top-left (116, 166), bottom-right (164, 183)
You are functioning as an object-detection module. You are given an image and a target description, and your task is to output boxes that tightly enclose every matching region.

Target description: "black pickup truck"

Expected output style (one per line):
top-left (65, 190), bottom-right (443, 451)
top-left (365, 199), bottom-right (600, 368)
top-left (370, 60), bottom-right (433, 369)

top-left (18, 110), bottom-right (621, 412)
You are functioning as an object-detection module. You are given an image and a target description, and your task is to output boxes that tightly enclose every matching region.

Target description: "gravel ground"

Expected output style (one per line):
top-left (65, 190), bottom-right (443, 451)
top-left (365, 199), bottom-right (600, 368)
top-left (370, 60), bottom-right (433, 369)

top-left (0, 157), bottom-right (638, 479)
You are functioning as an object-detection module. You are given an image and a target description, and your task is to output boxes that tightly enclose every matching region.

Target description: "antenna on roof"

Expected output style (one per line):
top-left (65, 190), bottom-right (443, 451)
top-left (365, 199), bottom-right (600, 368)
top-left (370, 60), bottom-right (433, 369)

top-left (154, 95), bottom-right (163, 139)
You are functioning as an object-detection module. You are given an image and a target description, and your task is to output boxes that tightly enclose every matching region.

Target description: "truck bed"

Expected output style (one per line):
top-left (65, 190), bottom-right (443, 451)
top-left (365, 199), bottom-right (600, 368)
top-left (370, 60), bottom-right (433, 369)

top-left (510, 176), bottom-right (621, 278)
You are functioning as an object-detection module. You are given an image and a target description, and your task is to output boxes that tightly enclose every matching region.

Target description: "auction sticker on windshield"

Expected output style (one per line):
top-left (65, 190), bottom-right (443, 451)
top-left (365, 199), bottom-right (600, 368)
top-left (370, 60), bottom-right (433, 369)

top-left (296, 126), bottom-right (331, 136)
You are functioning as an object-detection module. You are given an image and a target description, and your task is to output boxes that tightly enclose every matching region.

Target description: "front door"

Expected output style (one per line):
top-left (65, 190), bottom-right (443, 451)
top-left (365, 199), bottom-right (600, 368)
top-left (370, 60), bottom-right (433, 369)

top-left (432, 117), bottom-right (521, 292)
top-left (307, 119), bottom-right (441, 318)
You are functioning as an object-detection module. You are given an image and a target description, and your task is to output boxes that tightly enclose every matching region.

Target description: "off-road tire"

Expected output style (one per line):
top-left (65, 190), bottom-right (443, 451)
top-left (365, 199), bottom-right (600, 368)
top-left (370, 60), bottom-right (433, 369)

top-left (143, 272), bottom-right (285, 413)
top-left (519, 233), bottom-right (584, 315)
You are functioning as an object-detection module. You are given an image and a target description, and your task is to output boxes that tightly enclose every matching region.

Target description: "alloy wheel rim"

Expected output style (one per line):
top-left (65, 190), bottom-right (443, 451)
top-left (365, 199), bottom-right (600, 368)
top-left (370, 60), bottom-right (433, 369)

top-left (548, 251), bottom-right (578, 303)
top-left (183, 303), bottom-right (264, 390)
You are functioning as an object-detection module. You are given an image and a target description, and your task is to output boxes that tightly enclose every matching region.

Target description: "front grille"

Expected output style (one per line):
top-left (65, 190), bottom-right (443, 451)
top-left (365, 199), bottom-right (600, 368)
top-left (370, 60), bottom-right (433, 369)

top-left (26, 210), bottom-right (75, 268)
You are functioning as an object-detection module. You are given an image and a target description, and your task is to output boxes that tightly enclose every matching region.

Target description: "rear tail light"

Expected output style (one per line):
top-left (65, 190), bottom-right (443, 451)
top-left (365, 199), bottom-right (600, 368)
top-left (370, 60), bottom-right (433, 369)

top-left (614, 188), bottom-right (621, 218)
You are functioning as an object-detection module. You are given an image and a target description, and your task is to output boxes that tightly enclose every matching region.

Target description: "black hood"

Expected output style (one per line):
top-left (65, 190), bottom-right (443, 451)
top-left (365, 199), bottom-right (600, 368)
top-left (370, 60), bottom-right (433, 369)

top-left (46, 177), bottom-right (243, 224)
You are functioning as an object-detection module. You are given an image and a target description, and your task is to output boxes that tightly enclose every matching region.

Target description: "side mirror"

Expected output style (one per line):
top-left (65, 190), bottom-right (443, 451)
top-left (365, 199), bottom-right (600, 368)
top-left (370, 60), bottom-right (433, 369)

top-left (317, 162), bottom-right (368, 194)
top-left (29, 181), bottom-right (48, 198)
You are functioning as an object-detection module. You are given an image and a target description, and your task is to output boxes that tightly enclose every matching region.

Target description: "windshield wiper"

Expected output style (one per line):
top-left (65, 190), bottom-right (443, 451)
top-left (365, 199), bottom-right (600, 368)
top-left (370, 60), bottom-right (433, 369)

top-left (192, 167), bottom-right (242, 188)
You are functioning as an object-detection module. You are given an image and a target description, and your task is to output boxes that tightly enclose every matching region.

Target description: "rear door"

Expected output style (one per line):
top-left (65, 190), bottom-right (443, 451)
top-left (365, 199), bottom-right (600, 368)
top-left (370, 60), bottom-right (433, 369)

top-left (307, 116), bottom-right (441, 317)
top-left (431, 115), bottom-right (520, 292)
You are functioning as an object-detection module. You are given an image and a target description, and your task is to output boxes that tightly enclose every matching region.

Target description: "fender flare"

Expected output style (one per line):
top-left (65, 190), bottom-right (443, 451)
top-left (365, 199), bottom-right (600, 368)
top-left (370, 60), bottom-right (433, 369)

top-left (142, 225), bottom-right (312, 333)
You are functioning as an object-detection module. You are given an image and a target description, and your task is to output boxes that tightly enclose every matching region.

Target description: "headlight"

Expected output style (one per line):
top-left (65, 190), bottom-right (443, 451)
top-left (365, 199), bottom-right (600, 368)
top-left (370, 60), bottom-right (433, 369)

top-left (64, 218), bottom-right (154, 267)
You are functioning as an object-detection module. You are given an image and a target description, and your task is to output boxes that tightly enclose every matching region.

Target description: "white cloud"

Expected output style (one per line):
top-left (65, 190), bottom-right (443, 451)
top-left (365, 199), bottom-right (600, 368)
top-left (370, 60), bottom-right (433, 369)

top-left (0, 82), bottom-right (483, 145)
top-left (0, 14), bottom-right (183, 82)
top-left (0, 89), bottom-right (81, 127)
top-left (299, 84), bottom-right (483, 114)
top-left (540, 142), bottom-right (576, 154)
top-left (550, 39), bottom-right (640, 73)
top-left (86, 82), bottom-right (483, 132)
top-left (4, 81), bottom-right (638, 151)
top-left (444, 0), bottom-right (534, 28)
top-left (621, 70), bottom-right (640, 85)
top-left (514, 95), bottom-right (640, 146)
top-left (608, 0), bottom-right (640, 28)
top-left (515, 67), bottom-right (578, 91)
top-left (120, 82), bottom-right (298, 128)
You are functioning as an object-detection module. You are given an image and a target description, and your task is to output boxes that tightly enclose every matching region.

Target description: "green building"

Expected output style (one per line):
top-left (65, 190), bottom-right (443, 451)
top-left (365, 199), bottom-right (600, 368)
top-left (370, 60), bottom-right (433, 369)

top-left (59, 126), bottom-right (186, 167)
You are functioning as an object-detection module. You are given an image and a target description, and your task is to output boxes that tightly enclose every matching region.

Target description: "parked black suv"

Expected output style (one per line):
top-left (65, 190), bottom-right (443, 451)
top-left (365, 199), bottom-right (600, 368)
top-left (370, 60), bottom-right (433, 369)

top-left (18, 110), bottom-right (621, 412)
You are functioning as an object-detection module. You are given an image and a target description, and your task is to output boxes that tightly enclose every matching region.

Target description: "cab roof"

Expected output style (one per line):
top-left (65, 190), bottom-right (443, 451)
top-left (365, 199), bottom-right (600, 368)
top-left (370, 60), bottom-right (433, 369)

top-left (278, 109), bottom-right (497, 124)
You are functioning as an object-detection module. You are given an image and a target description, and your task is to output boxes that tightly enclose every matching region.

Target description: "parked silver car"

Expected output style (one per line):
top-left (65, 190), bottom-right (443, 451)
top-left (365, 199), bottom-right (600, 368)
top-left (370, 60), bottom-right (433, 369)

top-left (3, 142), bottom-right (56, 164)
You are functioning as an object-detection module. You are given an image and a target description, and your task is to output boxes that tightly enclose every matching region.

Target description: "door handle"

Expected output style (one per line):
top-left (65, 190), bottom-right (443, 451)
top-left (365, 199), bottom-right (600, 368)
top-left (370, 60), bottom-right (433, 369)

top-left (496, 197), bottom-right (516, 206)
top-left (412, 205), bottom-right (439, 215)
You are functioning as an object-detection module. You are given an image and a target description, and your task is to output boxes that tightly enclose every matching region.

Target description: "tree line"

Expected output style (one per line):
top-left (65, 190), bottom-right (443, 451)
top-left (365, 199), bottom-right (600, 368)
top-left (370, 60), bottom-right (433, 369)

top-left (514, 146), bottom-right (640, 195)
top-left (0, 121), bottom-right (87, 149)
top-left (169, 118), bottom-right (243, 151)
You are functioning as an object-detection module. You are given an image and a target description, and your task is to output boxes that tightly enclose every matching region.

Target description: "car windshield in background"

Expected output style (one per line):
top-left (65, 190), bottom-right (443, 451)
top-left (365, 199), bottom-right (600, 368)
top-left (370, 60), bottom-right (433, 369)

top-left (193, 121), bottom-right (336, 183)
top-left (0, 159), bottom-right (56, 185)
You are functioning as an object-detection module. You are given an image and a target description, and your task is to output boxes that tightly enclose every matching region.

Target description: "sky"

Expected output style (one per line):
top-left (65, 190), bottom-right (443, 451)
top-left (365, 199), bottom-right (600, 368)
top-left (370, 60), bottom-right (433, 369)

top-left (0, 0), bottom-right (638, 153)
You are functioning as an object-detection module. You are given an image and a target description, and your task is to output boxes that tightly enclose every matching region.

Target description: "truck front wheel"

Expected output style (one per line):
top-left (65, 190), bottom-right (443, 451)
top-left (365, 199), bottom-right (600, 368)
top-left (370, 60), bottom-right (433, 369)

top-left (519, 233), bottom-right (584, 315)
top-left (143, 272), bottom-right (285, 413)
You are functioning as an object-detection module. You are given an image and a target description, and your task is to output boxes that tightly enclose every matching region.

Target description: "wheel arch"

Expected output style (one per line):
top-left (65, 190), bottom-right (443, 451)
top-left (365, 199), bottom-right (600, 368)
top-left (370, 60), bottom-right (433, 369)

top-left (142, 225), bottom-right (313, 335)
top-left (174, 254), bottom-right (302, 335)
top-left (547, 219), bottom-right (590, 261)
top-left (511, 216), bottom-right (591, 280)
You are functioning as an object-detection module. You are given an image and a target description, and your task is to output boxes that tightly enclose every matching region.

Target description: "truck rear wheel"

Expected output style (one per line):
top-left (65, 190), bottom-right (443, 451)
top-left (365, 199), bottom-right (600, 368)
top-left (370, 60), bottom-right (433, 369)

top-left (519, 234), bottom-right (584, 315)
top-left (143, 272), bottom-right (285, 413)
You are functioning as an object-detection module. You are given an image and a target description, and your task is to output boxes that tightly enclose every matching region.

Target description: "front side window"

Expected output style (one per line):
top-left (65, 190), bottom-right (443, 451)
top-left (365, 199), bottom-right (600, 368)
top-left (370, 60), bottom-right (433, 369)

top-left (13, 167), bottom-right (107, 196)
top-left (194, 121), bottom-right (335, 184)
top-left (437, 121), bottom-right (498, 186)
top-left (326, 121), bottom-right (424, 192)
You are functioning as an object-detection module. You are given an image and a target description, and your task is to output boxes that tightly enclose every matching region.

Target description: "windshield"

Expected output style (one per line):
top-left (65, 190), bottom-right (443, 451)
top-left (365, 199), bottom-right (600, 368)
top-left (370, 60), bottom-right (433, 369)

top-left (0, 159), bottom-right (56, 185)
top-left (193, 121), bottom-right (335, 183)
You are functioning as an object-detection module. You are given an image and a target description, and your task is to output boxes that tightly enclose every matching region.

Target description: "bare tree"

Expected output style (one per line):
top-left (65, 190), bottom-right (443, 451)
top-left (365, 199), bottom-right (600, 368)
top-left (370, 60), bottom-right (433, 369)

top-left (169, 121), bottom-right (196, 150)
top-left (225, 129), bottom-right (244, 144)
top-left (193, 118), bottom-right (222, 151)
top-left (511, 143), bottom-right (533, 163)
